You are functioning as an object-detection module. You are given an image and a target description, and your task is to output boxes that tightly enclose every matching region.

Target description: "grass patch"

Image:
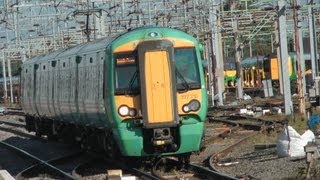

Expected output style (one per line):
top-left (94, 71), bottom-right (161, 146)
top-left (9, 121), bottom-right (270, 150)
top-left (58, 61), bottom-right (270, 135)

top-left (288, 113), bottom-right (309, 134)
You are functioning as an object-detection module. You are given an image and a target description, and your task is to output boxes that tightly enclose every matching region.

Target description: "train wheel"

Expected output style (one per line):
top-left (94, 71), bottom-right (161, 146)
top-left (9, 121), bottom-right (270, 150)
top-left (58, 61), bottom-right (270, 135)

top-left (102, 135), bottom-right (120, 158)
top-left (25, 115), bottom-right (34, 132)
top-left (178, 153), bottom-right (191, 164)
top-left (47, 129), bottom-right (58, 141)
top-left (47, 121), bottom-right (58, 141)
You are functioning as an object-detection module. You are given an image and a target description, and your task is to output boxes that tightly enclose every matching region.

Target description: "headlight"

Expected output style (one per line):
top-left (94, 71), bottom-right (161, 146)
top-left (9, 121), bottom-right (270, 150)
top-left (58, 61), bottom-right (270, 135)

top-left (118, 105), bottom-right (137, 117)
top-left (129, 108), bottom-right (137, 117)
top-left (182, 100), bottom-right (201, 113)
top-left (118, 105), bottom-right (129, 116)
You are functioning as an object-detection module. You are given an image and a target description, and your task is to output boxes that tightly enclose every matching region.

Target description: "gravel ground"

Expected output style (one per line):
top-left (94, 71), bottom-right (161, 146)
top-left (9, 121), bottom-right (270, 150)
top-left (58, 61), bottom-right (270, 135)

top-left (190, 119), bottom-right (320, 179)
top-left (215, 142), bottom-right (308, 179)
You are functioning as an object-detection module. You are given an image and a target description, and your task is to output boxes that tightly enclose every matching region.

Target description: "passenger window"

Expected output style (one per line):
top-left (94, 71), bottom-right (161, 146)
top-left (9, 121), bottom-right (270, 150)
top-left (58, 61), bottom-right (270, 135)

top-left (76, 56), bottom-right (82, 64)
top-left (51, 61), bottom-right (57, 67)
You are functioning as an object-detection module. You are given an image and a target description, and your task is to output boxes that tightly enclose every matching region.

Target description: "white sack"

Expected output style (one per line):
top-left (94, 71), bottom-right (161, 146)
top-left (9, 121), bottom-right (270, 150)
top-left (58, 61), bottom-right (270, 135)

top-left (301, 130), bottom-right (315, 142)
top-left (276, 126), bottom-right (315, 157)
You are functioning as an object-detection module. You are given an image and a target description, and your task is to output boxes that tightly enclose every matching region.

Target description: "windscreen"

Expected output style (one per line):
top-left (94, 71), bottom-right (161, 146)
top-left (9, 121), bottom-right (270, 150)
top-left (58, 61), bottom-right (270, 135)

top-left (174, 48), bottom-right (201, 91)
top-left (114, 53), bottom-right (139, 94)
top-left (114, 47), bottom-right (201, 94)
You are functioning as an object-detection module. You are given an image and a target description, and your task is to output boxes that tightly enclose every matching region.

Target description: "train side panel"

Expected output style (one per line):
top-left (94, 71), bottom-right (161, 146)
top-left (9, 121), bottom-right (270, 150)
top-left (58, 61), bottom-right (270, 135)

top-left (51, 50), bottom-right (107, 127)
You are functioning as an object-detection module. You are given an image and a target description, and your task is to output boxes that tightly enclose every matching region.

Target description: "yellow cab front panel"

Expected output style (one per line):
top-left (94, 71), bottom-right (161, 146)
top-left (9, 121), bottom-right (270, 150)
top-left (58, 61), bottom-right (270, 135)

top-left (143, 51), bottom-right (174, 123)
top-left (138, 40), bottom-right (178, 128)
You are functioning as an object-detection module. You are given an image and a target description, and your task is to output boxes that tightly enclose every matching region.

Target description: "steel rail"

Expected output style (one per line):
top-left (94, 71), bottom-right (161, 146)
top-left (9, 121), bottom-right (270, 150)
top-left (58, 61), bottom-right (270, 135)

top-left (207, 115), bottom-right (277, 176)
top-left (0, 125), bottom-right (34, 139)
top-left (0, 120), bottom-right (26, 128)
top-left (209, 132), bottom-right (258, 170)
top-left (187, 163), bottom-right (238, 180)
top-left (208, 115), bottom-right (276, 131)
top-left (158, 157), bottom-right (238, 180)
top-left (72, 153), bottom-right (161, 180)
top-left (129, 167), bottom-right (161, 180)
top-left (16, 151), bottom-right (82, 179)
top-left (203, 119), bottom-right (240, 146)
top-left (0, 141), bottom-right (77, 180)
top-left (103, 156), bottom-right (161, 180)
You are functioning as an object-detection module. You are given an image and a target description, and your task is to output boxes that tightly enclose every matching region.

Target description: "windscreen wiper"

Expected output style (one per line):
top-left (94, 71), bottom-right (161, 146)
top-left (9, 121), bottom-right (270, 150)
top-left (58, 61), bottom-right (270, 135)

top-left (176, 68), bottom-right (190, 92)
top-left (128, 70), bottom-right (139, 92)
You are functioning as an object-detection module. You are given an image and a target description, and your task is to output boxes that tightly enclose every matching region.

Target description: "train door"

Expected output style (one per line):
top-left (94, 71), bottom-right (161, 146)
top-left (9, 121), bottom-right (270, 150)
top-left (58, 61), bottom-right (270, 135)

top-left (66, 57), bottom-right (74, 122)
top-left (96, 51), bottom-right (105, 126)
top-left (59, 59), bottom-right (72, 122)
top-left (73, 55), bottom-right (82, 123)
top-left (33, 63), bottom-right (40, 116)
top-left (40, 63), bottom-right (49, 115)
top-left (137, 40), bottom-right (178, 128)
top-left (84, 53), bottom-right (101, 125)
top-left (22, 65), bottom-right (33, 114)
top-left (270, 58), bottom-right (279, 80)
top-left (56, 60), bottom-right (64, 121)
top-left (69, 57), bottom-right (77, 122)
top-left (53, 60), bottom-right (61, 119)
top-left (47, 60), bottom-right (56, 118)
top-left (77, 54), bottom-right (88, 125)
top-left (44, 61), bottom-right (51, 117)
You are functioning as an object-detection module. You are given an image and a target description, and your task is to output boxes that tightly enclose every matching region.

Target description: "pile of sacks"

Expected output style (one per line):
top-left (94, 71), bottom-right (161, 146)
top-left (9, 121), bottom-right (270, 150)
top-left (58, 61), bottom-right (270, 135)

top-left (277, 126), bottom-right (315, 157)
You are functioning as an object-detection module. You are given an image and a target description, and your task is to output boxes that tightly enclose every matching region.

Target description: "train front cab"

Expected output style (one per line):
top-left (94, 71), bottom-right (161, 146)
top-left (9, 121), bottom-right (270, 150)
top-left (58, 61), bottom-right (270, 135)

top-left (108, 29), bottom-right (208, 157)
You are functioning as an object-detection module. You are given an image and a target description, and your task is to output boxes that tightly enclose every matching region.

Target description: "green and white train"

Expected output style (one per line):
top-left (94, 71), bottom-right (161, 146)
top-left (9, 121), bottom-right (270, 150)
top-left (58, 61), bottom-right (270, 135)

top-left (21, 27), bottom-right (208, 159)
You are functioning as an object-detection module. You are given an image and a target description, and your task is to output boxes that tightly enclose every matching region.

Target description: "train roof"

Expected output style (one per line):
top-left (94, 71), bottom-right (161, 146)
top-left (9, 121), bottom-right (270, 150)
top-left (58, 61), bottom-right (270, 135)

top-left (111, 26), bottom-right (198, 49)
top-left (24, 54), bottom-right (46, 66)
top-left (23, 26), bottom-right (197, 66)
top-left (241, 56), bottom-right (264, 68)
top-left (23, 36), bottom-right (116, 65)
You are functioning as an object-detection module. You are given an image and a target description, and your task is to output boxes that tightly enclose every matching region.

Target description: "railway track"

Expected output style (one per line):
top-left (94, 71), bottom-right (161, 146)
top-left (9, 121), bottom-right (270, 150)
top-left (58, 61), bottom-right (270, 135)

top-left (209, 132), bottom-right (258, 170)
top-left (72, 152), bottom-right (240, 179)
top-left (152, 157), bottom-right (238, 179)
top-left (0, 115), bottom-right (88, 179)
top-left (0, 113), bottom-right (282, 179)
top-left (205, 114), bottom-right (281, 178)
top-left (72, 156), bottom-right (161, 180)
top-left (207, 115), bottom-right (276, 131)
top-left (203, 119), bottom-right (240, 145)
top-left (0, 141), bottom-right (78, 180)
top-left (16, 151), bottom-right (84, 179)
top-left (0, 120), bottom-right (25, 128)
top-left (0, 121), bottom-right (34, 139)
top-left (201, 115), bottom-right (276, 151)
